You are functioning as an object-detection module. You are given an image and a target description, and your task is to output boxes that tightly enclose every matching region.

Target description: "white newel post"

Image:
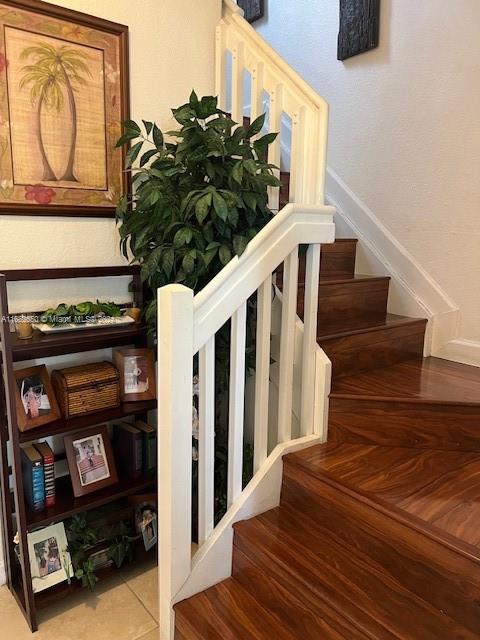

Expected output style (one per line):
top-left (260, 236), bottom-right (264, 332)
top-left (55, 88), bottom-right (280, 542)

top-left (158, 284), bottom-right (194, 640)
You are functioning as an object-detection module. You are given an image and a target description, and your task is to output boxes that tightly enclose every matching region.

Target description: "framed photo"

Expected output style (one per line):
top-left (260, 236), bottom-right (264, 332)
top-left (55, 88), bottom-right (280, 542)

top-left (238, 0), bottom-right (265, 23)
top-left (141, 512), bottom-right (157, 552)
top-left (114, 348), bottom-right (156, 402)
top-left (128, 493), bottom-right (157, 534)
top-left (14, 364), bottom-right (61, 431)
top-left (64, 425), bottom-right (118, 497)
top-left (27, 522), bottom-right (72, 593)
top-left (0, 0), bottom-right (129, 217)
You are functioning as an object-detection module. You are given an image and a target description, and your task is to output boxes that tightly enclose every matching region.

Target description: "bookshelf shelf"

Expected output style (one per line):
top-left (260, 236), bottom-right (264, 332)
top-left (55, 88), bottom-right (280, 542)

top-left (18, 399), bottom-right (157, 443)
top-left (26, 474), bottom-right (156, 529)
top-left (0, 266), bottom-right (156, 633)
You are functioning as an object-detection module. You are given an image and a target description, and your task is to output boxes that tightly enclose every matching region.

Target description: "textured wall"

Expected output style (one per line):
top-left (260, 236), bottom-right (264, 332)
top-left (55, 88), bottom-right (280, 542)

top-left (256, 0), bottom-right (480, 343)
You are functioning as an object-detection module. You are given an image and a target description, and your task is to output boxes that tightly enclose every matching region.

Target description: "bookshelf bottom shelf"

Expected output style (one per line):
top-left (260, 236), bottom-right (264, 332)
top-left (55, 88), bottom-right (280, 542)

top-left (34, 544), bottom-right (156, 610)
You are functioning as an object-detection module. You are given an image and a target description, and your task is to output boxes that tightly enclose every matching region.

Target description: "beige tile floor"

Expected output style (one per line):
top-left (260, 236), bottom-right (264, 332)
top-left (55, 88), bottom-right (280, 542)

top-left (0, 559), bottom-right (159, 640)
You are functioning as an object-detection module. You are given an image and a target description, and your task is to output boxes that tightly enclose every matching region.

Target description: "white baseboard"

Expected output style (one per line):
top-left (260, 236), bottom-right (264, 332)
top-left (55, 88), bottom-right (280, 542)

top-left (173, 434), bottom-right (321, 604)
top-left (0, 561), bottom-right (5, 586)
top-left (326, 167), bottom-right (462, 357)
top-left (434, 338), bottom-right (480, 368)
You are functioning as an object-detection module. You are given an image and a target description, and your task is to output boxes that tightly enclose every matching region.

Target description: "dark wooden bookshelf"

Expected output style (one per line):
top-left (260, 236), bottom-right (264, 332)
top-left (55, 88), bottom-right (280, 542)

top-left (26, 474), bottom-right (156, 529)
top-left (0, 266), bottom-right (156, 633)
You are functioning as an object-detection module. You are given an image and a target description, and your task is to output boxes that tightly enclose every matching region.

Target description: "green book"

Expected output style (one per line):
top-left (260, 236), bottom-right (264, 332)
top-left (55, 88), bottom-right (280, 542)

top-left (135, 421), bottom-right (157, 476)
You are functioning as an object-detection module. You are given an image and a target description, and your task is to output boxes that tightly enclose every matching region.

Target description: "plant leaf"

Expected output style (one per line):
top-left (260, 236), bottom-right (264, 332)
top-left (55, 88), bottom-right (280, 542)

top-left (247, 113), bottom-right (266, 137)
top-left (219, 245), bottom-right (232, 266)
top-left (212, 192), bottom-right (228, 221)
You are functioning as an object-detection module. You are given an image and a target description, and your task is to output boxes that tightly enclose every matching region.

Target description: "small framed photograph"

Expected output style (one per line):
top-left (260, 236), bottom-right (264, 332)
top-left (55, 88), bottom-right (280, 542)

top-left (141, 512), bottom-right (157, 552)
top-left (27, 522), bottom-right (72, 593)
top-left (114, 348), bottom-right (156, 402)
top-left (64, 425), bottom-right (118, 498)
top-left (14, 365), bottom-right (61, 432)
top-left (129, 493), bottom-right (157, 534)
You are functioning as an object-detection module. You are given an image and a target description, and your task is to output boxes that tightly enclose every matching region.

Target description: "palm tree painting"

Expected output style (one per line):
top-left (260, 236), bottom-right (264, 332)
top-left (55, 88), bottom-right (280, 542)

top-left (19, 42), bottom-right (91, 183)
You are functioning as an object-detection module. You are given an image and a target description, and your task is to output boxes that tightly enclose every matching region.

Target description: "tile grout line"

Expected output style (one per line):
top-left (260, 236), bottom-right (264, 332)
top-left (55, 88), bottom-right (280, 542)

top-left (121, 571), bottom-right (159, 639)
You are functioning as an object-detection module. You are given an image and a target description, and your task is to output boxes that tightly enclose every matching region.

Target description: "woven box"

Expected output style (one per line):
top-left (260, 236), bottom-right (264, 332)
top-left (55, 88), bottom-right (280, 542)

top-left (51, 362), bottom-right (120, 419)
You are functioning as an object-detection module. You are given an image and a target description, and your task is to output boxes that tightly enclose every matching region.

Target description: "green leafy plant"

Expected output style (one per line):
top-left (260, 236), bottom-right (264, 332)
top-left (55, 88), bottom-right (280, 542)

top-left (116, 90), bottom-right (281, 328)
top-left (65, 513), bottom-right (136, 591)
top-left (41, 300), bottom-right (123, 325)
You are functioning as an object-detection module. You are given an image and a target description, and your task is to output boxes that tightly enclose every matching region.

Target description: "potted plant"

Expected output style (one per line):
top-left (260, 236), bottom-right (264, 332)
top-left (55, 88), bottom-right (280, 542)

top-left (116, 91), bottom-right (281, 523)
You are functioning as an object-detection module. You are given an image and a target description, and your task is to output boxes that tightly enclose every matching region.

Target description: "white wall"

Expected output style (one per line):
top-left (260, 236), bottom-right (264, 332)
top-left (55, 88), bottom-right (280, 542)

top-left (0, 0), bottom-right (220, 585)
top-left (256, 0), bottom-right (480, 353)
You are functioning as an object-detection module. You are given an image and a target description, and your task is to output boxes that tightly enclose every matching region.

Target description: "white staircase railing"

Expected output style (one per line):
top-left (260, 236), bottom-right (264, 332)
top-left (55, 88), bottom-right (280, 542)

top-left (158, 3), bottom-right (334, 638)
top-left (218, 0), bottom-right (329, 207)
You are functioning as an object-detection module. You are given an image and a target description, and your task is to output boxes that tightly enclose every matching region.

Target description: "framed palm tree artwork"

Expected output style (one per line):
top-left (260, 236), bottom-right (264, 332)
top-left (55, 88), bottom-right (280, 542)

top-left (0, 0), bottom-right (129, 216)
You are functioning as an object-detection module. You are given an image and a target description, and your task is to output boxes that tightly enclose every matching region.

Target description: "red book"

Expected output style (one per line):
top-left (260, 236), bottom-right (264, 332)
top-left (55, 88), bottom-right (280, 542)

top-left (34, 442), bottom-right (55, 508)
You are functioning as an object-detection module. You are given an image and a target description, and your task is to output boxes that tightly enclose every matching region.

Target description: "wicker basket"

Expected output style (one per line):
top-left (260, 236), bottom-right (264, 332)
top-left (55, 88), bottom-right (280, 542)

top-left (51, 361), bottom-right (120, 419)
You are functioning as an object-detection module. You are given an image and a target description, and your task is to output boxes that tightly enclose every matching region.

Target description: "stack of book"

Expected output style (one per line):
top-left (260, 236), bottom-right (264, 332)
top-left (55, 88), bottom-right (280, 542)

top-left (21, 442), bottom-right (55, 512)
top-left (113, 420), bottom-right (156, 479)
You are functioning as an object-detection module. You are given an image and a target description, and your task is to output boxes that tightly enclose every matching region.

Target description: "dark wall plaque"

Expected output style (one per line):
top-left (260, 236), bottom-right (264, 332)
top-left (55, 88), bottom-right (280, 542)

top-left (338, 0), bottom-right (380, 61)
top-left (238, 0), bottom-right (265, 24)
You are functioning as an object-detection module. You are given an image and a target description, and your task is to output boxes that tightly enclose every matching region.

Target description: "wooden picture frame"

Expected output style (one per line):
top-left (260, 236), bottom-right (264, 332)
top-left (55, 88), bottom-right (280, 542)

top-left (114, 348), bottom-right (156, 402)
top-left (27, 521), bottom-right (72, 593)
top-left (238, 0), bottom-right (265, 23)
top-left (64, 424), bottom-right (118, 497)
top-left (14, 364), bottom-right (61, 431)
top-left (0, 0), bottom-right (129, 217)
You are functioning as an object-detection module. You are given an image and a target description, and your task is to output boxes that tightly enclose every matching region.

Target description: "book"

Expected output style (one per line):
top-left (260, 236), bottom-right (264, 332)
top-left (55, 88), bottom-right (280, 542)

top-left (21, 446), bottom-right (45, 512)
top-left (34, 442), bottom-right (55, 508)
top-left (135, 420), bottom-right (157, 476)
top-left (114, 422), bottom-right (143, 479)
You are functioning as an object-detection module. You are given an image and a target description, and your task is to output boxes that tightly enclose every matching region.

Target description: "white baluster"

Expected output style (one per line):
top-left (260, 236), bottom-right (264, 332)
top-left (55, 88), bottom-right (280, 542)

top-left (253, 275), bottom-right (272, 472)
top-left (215, 24), bottom-right (227, 111)
top-left (231, 41), bottom-right (245, 123)
top-left (268, 84), bottom-right (284, 211)
top-left (158, 285), bottom-right (193, 640)
top-left (228, 302), bottom-right (247, 506)
top-left (300, 244), bottom-right (321, 436)
top-left (250, 61), bottom-right (265, 125)
top-left (277, 247), bottom-right (299, 443)
top-left (198, 336), bottom-right (215, 544)
top-left (289, 106), bottom-right (307, 203)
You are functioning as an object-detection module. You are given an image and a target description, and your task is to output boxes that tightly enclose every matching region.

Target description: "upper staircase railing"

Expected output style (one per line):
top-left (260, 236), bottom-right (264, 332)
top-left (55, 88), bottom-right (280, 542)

top-left (158, 2), bottom-right (334, 638)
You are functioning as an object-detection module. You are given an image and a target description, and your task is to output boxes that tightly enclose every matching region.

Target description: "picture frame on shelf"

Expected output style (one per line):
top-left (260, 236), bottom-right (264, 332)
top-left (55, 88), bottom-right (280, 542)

top-left (14, 364), bottom-right (61, 432)
top-left (0, 0), bottom-right (129, 217)
top-left (64, 425), bottom-right (118, 498)
top-left (114, 348), bottom-right (156, 402)
top-left (141, 512), bottom-right (157, 552)
top-left (27, 522), bottom-right (72, 593)
top-left (128, 493), bottom-right (157, 534)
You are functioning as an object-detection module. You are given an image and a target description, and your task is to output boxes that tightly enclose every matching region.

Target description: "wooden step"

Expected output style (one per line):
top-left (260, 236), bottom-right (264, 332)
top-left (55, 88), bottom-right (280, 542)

top-left (329, 357), bottom-right (480, 451)
top-left (296, 275), bottom-right (390, 336)
top-left (234, 501), bottom-right (478, 639)
top-left (175, 576), bottom-right (296, 639)
top-left (281, 451), bottom-right (480, 637)
top-left (276, 238), bottom-right (358, 285)
top-left (318, 314), bottom-right (427, 379)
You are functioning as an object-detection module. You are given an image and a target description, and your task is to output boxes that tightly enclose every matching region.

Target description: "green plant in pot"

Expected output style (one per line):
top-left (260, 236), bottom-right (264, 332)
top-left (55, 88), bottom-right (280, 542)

top-left (116, 91), bottom-right (281, 524)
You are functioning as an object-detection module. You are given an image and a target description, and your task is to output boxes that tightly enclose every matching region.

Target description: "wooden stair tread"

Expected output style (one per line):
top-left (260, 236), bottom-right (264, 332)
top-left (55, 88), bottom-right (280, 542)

top-left (175, 571), bottom-right (352, 639)
top-left (233, 504), bottom-right (477, 639)
top-left (331, 357), bottom-right (480, 405)
top-left (317, 313), bottom-right (426, 341)
top-left (286, 442), bottom-right (480, 552)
